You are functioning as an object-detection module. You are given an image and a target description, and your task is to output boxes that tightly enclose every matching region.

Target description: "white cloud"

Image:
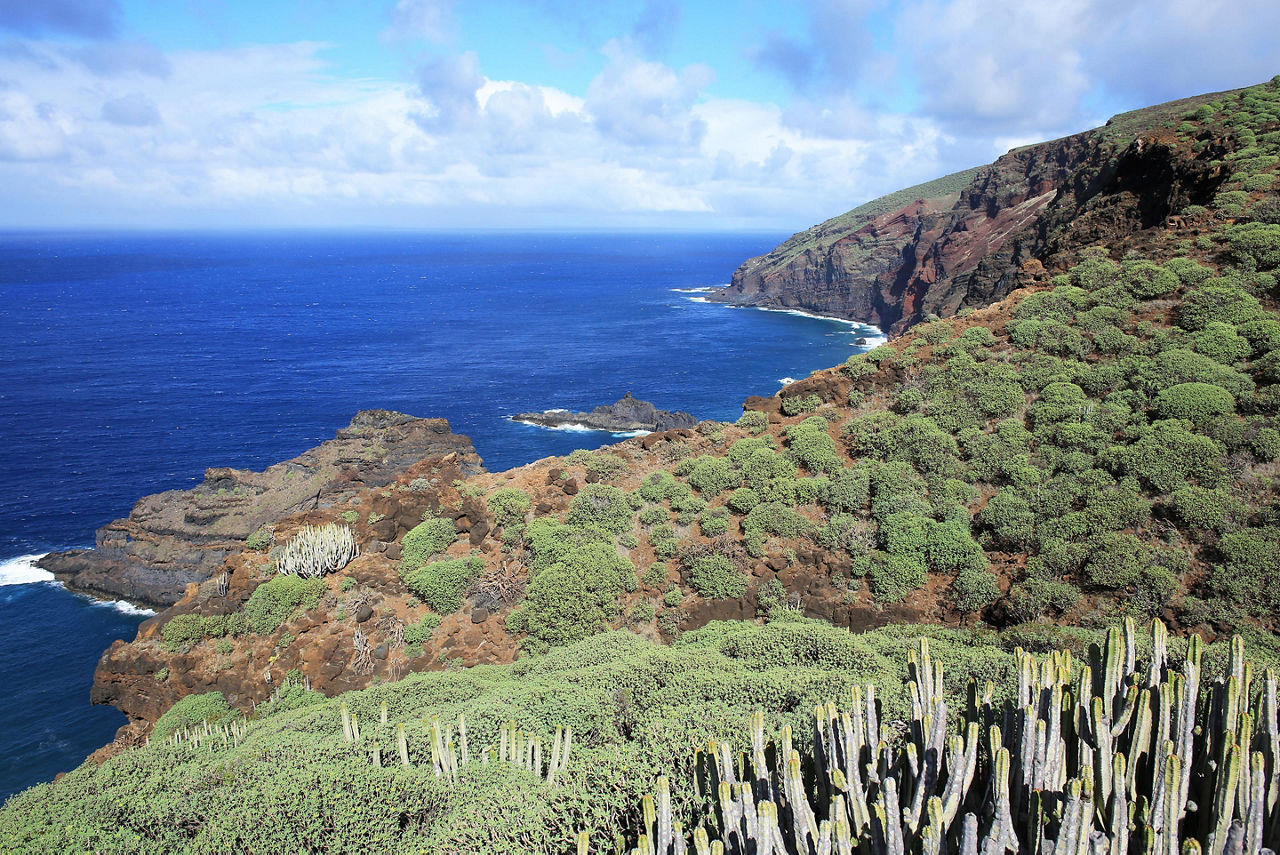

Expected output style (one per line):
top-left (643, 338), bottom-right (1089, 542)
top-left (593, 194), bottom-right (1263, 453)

top-left (1, 0), bottom-right (1277, 230)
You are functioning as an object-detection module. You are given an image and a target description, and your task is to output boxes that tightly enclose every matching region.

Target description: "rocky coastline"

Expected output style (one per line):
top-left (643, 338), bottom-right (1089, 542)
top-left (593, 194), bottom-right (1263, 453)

top-left (512, 392), bottom-right (697, 433)
top-left (38, 410), bottom-right (482, 609)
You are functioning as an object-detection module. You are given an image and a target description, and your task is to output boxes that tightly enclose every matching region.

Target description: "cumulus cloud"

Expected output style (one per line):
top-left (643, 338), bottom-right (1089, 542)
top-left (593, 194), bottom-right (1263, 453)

top-left (0, 0), bottom-right (119, 39)
top-left (585, 42), bottom-right (712, 150)
top-left (412, 51), bottom-right (483, 131)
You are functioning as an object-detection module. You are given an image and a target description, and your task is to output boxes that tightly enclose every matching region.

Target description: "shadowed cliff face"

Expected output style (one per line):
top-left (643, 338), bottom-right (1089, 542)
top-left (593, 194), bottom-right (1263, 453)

top-left (712, 93), bottom-right (1233, 335)
top-left (38, 411), bottom-right (483, 608)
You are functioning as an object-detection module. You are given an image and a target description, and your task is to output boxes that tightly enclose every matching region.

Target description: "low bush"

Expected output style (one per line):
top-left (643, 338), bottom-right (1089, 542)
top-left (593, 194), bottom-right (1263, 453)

top-left (566, 484), bottom-right (638, 533)
top-left (401, 557), bottom-right (484, 614)
top-left (401, 517), bottom-right (458, 570)
top-left (243, 574), bottom-right (327, 634)
top-left (152, 691), bottom-right (233, 741)
top-left (685, 555), bottom-right (748, 599)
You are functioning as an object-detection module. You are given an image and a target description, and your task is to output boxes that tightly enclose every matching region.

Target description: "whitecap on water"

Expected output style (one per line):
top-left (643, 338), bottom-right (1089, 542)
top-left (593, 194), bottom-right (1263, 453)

top-left (0, 553), bottom-right (55, 586)
top-left (779, 377), bottom-right (796, 385)
top-left (0, 552), bottom-right (155, 615)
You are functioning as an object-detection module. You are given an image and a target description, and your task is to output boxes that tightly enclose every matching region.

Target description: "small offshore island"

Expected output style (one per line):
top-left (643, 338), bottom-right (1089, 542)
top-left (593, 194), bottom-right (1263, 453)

top-left (512, 392), bottom-right (697, 433)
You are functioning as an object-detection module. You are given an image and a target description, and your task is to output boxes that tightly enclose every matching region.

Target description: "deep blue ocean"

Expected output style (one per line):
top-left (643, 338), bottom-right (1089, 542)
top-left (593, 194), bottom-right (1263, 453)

top-left (0, 230), bottom-right (881, 801)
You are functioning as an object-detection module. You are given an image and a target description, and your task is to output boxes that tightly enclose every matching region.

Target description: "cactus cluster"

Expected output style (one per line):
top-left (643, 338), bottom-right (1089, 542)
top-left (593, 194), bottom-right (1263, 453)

top-left (339, 704), bottom-right (572, 785)
top-left (276, 523), bottom-right (358, 578)
top-left (623, 619), bottom-right (1280, 855)
top-left (163, 718), bottom-right (248, 751)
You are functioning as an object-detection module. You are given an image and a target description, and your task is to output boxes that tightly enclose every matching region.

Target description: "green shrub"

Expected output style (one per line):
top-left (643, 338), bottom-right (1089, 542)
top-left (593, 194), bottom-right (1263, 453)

top-left (638, 471), bottom-right (682, 504)
top-left (153, 691), bottom-right (233, 741)
top-left (825, 467), bottom-right (870, 513)
top-left (727, 487), bottom-right (760, 515)
top-left (487, 489), bottom-right (531, 528)
top-left (1253, 427), bottom-right (1280, 460)
top-left (1178, 285), bottom-right (1266, 331)
top-left (628, 601), bottom-right (657, 624)
top-left (567, 484), bottom-right (637, 533)
top-left (403, 613), bottom-right (443, 644)
top-left (161, 614), bottom-right (209, 650)
top-left (400, 557), bottom-right (484, 614)
top-left (638, 505), bottom-right (668, 527)
top-left (663, 587), bottom-right (683, 607)
top-left (794, 475), bottom-right (830, 505)
top-left (1107, 420), bottom-right (1228, 493)
top-left (1224, 222), bottom-right (1280, 270)
top-left (1117, 260), bottom-right (1178, 298)
top-left (245, 525), bottom-right (273, 551)
top-left (686, 455), bottom-right (739, 497)
top-left (1209, 529), bottom-right (1280, 615)
top-left (1171, 486), bottom-right (1246, 533)
top-left (1192, 322), bottom-right (1251, 364)
top-left (685, 555), bottom-right (748, 599)
top-left (926, 521), bottom-right (987, 574)
top-left (736, 410), bottom-right (769, 432)
top-left (781, 393), bottom-right (822, 416)
top-left (507, 542), bottom-right (634, 651)
top-left (1006, 576), bottom-right (1082, 621)
top-left (566, 450), bottom-right (629, 481)
top-left (869, 554), bottom-right (927, 603)
top-left (952, 568), bottom-right (1001, 613)
top-left (641, 562), bottom-right (668, 588)
top-left (401, 517), bottom-right (457, 570)
top-left (1165, 257), bottom-right (1214, 287)
top-left (742, 502), bottom-right (815, 540)
top-left (698, 508), bottom-right (731, 537)
top-left (1154, 383), bottom-right (1236, 422)
top-left (243, 575), bottom-right (327, 634)
top-left (785, 416), bottom-right (842, 473)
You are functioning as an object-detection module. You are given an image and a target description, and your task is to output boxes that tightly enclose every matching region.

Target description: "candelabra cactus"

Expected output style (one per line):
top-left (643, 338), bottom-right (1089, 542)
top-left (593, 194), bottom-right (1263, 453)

top-left (276, 523), bottom-right (358, 578)
top-left (620, 619), bottom-right (1280, 855)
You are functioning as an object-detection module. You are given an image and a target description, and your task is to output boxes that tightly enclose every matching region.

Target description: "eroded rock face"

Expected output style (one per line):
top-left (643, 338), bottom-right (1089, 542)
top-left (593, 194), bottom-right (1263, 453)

top-left (39, 411), bottom-right (483, 608)
top-left (710, 107), bottom-right (1226, 335)
top-left (513, 392), bottom-right (697, 433)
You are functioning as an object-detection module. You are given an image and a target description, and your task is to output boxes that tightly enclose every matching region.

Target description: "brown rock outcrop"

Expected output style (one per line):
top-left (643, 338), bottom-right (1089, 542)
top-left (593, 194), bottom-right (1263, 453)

top-left (39, 410), bottom-right (482, 608)
top-left (710, 91), bottom-right (1233, 335)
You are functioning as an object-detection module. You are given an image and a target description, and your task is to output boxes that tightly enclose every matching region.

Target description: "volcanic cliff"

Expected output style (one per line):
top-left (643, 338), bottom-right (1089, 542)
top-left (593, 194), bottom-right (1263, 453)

top-left (710, 92), bottom-right (1236, 334)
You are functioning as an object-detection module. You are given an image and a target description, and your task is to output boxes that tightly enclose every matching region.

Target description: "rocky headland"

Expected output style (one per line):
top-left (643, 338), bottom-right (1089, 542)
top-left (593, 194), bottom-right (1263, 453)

top-left (512, 392), bottom-right (697, 433)
top-left (38, 410), bottom-right (482, 608)
top-left (709, 92), bottom-right (1233, 334)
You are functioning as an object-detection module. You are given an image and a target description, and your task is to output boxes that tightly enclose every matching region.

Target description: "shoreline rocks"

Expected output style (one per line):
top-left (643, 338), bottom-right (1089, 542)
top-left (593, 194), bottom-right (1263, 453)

top-left (513, 392), bottom-right (697, 433)
top-left (38, 410), bottom-right (483, 608)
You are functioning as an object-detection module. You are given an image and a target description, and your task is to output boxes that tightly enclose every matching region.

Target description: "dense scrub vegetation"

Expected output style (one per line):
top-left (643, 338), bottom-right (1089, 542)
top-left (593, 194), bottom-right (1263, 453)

top-left (4, 619), bottom-right (1276, 852)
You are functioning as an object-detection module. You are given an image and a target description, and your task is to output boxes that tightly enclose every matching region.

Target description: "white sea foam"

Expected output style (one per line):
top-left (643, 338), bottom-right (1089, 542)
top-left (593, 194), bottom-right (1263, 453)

top-left (0, 553), bottom-right (55, 586)
top-left (681, 292), bottom-right (885, 350)
top-left (779, 377), bottom-right (796, 385)
top-left (86, 597), bottom-right (156, 617)
top-left (610, 430), bottom-right (651, 438)
top-left (0, 552), bottom-right (156, 615)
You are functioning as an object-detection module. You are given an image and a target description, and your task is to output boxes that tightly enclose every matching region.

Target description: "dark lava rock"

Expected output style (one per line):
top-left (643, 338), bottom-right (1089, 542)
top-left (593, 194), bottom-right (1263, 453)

top-left (355, 604), bottom-right (374, 623)
top-left (374, 644), bottom-right (388, 660)
top-left (38, 410), bottom-right (483, 609)
top-left (562, 478), bottom-right (579, 495)
top-left (513, 392), bottom-right (697, 433)
top-left (471, 607), bottom-right (489, 624)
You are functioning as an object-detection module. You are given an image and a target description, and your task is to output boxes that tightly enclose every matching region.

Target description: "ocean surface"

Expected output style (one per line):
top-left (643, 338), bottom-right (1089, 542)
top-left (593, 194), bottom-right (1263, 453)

top-left (0, 230), bottom-right (882, 801)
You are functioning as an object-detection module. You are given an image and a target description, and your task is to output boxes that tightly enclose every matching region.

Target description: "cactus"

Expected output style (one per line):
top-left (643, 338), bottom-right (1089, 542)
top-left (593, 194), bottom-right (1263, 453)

top-left (609, 622), bottom-right (1280, 855)
top-left (276, 523), bottom-right (357, 578)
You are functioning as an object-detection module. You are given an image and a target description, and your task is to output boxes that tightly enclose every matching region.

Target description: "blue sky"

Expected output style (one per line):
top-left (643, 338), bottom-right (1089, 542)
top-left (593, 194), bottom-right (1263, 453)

top-left (0, 0), bottom-right (1276, 230)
